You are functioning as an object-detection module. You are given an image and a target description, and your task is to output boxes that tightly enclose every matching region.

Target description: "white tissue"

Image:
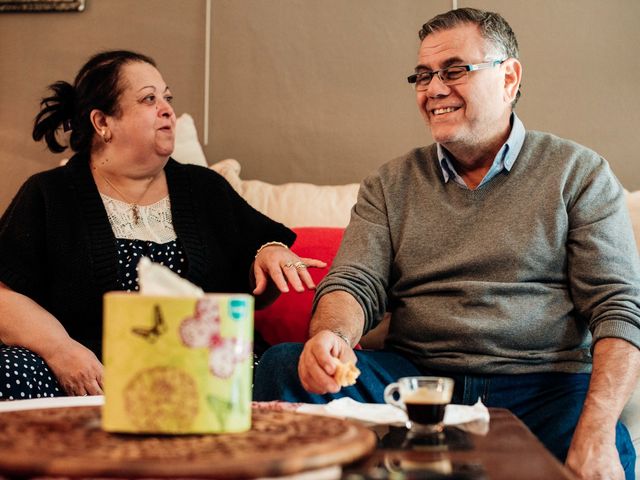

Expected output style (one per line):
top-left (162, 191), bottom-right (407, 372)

top-left (297, 397), bottom-right (407, 424)
top-left (444, 399), bottom-right (490, 435)
top-left (296, 397), bottom-right (490, 435)
top-left (137, 257), bottom-right (205, 297)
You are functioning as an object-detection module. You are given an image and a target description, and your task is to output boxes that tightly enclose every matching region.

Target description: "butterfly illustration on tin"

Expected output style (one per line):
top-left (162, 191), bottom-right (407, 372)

top-left (131, 305), bottom-right (167, 343)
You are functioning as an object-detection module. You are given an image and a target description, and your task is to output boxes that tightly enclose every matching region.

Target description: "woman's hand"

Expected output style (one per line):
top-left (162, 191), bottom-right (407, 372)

top-left (253, 245), bottom-right (327, 295)
top-left (44, 339), bottom-right (104, 396)
top-left (0, 284), bottom-right (103, 396)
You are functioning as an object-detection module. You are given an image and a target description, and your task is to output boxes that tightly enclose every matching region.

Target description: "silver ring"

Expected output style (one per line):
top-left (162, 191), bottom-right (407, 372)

top-left (294, 261), bottom-right (307, 270)
top-left (282, 262), bottom-right (295, 269)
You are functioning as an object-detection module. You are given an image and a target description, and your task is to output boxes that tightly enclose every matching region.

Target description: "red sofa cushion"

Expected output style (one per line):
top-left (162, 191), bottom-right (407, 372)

top-left (255, 227), bottom-right (344, 345)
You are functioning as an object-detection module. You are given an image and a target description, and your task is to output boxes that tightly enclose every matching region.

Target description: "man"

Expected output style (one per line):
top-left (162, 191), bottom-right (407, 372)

top-left (254, 8), bottom-right (640, 479)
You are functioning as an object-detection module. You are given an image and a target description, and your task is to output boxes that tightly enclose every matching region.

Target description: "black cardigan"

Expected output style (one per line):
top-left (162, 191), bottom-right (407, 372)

top-left (0, 154), bottom-right (295, 356)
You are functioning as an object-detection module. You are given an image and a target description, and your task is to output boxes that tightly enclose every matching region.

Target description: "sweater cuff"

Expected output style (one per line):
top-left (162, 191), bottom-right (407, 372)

top-left (592, 319), bottom-right (640, 352)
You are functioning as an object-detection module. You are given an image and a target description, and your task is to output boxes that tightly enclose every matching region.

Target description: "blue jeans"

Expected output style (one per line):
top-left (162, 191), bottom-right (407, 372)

top-left (254, 343), bottom-right (636, 479)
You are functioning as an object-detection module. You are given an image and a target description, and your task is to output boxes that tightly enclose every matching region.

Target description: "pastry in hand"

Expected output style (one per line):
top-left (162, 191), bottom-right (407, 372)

top-left (331, 356), bottom-right (361, 387)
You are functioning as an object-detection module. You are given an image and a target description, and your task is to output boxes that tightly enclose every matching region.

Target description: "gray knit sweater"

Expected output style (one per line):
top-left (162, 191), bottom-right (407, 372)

top-left (314, 131), bottom-right (640, 374)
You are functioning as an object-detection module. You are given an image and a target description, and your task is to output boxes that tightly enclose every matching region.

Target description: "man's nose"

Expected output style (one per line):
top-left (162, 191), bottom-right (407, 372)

top-left (426, 74), bottom-right (451, 97)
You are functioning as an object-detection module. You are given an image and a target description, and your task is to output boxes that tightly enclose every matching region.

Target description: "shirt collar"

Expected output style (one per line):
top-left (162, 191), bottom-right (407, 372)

top-left (437, 113), bottom-right (526, 186)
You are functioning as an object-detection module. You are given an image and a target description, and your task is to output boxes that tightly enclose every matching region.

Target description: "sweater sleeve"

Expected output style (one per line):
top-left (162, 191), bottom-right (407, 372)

top-left (313, 171), bottom-right (391, 333)
top-left (566, 157), bottom-right (640, 350)
top-left (0, 176), bottom-right (47, 299)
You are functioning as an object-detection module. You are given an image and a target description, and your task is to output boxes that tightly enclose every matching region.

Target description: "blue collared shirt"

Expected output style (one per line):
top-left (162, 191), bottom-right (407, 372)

top-left (436, 113), bottom-right (526, 189)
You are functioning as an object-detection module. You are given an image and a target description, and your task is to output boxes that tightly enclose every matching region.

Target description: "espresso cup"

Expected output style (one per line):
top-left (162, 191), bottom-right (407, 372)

top-left (384, 376), bottom-right (454, 435)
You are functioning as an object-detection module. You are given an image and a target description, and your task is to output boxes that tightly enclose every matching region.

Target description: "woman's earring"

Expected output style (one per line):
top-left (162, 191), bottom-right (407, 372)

top-left (101, 129), bottom-right (112, 144)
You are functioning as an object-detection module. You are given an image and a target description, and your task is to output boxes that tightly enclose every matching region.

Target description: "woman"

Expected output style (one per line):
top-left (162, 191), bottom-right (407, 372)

top-left (0, 50), bottom-right (323, 400)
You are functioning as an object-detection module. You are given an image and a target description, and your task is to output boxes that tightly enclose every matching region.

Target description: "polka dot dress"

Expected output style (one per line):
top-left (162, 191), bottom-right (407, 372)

top-left (0, 198), bottom-right (193, 402)
top-left (116, 238), bottom-right (187, 291)
top-left (0, 240), bottom-right (188, 402)
top-left (0, 346), bottom-right (62, 400)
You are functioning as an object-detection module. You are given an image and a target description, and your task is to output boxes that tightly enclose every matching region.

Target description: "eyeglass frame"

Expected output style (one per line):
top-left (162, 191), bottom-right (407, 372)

top-left (407, 59), bottom-right (506, 90)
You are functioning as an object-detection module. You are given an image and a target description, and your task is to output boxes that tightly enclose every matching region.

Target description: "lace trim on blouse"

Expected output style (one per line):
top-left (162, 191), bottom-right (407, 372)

top-left (99, 194), bottom-right (177, 243)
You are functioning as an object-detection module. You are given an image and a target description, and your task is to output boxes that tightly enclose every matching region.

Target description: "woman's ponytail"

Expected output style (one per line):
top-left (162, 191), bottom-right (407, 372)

top-left (32, 81), bottom-right (76, 153)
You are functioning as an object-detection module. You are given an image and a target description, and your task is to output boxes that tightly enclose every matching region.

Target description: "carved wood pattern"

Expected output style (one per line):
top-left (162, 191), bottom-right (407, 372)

top-left (0, 406), bottom-right (376, 478)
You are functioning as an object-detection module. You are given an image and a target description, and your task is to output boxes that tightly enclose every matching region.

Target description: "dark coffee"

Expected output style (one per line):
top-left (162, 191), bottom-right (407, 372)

top-left (405, 401), bottom-right (447, 425)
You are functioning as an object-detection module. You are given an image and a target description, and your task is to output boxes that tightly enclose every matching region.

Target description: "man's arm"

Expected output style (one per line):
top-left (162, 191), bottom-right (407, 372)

top-left (566, 338), bottom-right (640, 480)
top-left (297, 169), bottom-right (394, 394)
top-left (298, 291), bottom-right (364, 394)
top-left (309, 290), bottom-right (365, 345)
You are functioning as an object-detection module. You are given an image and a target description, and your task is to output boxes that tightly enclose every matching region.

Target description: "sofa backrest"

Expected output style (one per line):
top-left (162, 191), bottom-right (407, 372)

top-left (211, 159), bottom-right (359, 228)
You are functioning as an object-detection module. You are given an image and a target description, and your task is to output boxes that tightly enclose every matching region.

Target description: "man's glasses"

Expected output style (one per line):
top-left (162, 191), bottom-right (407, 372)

top-left (407, 60), bottom-right (505, 91)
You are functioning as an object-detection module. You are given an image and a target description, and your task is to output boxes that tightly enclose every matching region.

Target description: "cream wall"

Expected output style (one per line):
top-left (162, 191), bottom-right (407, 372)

top-left (1, 0), bottom-right (639, 213)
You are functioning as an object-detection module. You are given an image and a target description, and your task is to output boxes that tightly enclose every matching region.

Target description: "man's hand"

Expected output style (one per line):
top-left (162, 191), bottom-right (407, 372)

top-left (566, 428), bottom-right (624, 480)
top-left (298, 329), bottom-right (357, 394)
top-left (44, 339), bottom-right (104, 396)
top-left (564, 338), bottom-right (639, 479)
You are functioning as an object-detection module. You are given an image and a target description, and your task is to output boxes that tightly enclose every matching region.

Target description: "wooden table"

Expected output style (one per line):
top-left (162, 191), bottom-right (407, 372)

top-left (0, 402), bottom-right (576, 479)
top-left (344, 408), bottom-right (577, 480)
top-left (0, 406), bottom-right (376, 479)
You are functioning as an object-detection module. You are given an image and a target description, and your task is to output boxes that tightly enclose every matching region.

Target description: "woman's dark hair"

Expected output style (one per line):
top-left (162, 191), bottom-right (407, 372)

top-left (32, 50), bottom-right (156, 154)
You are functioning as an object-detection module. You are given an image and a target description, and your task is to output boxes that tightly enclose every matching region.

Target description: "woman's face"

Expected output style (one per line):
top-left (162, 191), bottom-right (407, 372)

top-left (105, 61), bottom-right (176, 170)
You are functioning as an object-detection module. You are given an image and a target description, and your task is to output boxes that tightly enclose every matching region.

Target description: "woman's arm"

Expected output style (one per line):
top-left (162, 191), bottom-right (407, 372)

top-left (0, 282), bottom-right (103, 396)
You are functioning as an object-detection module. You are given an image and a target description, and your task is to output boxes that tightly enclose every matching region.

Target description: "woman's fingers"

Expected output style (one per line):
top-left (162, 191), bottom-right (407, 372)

top-left (87, 378), bottom-right (103, 396)
top-left (294, 264), bottom-right (316, 290)
top-left (252, 263), bottom-right (268, 294)
top-left (280, 262), bottom-right (305, 292)
top-left (300, 257), bottom-right (327, 268)
top-left (255, 246), bottom-right (329, 293)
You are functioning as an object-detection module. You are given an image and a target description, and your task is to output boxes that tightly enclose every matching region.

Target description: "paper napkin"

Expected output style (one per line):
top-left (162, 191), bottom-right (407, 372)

top-left (293, 397), bottom-right (490, 435)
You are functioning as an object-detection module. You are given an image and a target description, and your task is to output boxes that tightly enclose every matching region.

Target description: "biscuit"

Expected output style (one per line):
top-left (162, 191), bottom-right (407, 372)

top-left (331, 357), bottom-right (361, 387)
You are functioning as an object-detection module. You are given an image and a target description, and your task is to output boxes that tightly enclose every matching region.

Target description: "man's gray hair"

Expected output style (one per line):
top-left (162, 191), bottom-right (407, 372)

top-left (419, 7), bottom-right (521, 105)
top-left (419, 8), bottom-right (519, 60)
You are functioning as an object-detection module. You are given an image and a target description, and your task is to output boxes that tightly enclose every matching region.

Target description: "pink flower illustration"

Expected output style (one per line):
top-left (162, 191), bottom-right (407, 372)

top-left (179, 298), bottom-right (251, 379)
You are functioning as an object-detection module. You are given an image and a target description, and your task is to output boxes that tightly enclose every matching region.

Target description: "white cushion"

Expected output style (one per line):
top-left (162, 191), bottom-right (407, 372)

top-left (210, 159), bottom-right (359, 228)
top-left (171, 113), bottom-right (208, 168)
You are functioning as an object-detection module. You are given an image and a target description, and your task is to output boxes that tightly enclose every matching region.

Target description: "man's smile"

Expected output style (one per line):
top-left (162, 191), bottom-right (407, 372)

top-left (431, 106), bottom-right (460, 116)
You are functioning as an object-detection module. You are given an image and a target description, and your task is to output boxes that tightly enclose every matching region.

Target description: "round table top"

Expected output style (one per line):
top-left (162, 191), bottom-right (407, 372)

top-left (0, 405), bottom-right (377, 478)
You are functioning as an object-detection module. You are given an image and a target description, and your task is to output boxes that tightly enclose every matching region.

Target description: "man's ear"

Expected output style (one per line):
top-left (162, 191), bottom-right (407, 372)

top-left (503, 58), bottom-right (522, 104)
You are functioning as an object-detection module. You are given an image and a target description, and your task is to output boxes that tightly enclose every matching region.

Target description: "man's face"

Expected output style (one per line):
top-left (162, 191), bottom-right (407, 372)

top-left (415, 23), bottom-right (515, 150)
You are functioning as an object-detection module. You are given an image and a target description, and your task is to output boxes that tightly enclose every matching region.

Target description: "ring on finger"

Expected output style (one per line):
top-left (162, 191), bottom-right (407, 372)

top-left (294, 261), bottom-right (307, 270)
top-left (282, 262), bottom-right (295, 269)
